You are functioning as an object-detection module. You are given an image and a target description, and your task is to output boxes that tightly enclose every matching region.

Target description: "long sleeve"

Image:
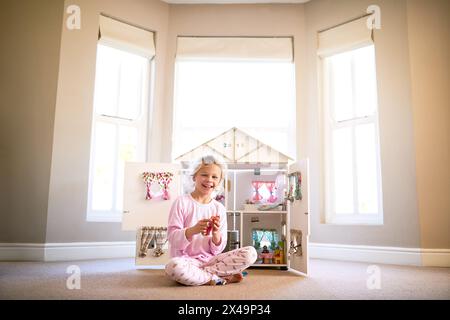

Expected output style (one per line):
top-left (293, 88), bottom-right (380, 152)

top-left (167, 197), bottom-right (191, 251)
top-left (209, 205), bottom-right (227, 255)
top-left (167, 194), bottom-right (228, 262)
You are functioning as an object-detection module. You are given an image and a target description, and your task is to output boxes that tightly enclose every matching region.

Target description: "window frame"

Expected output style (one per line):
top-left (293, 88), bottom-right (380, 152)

top-left (86, 43), bottom-right (151, 223)
top-left (322, 44), bottom-right (384, 225)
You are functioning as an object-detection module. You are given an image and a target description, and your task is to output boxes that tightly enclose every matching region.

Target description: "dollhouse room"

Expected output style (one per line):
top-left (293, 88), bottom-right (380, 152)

top-left (0, 0), bottom-right (449, 302)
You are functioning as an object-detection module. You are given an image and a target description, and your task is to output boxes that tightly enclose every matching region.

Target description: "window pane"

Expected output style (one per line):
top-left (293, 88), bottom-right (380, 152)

top-left (356, 123), bottom-right (378, 213)
top-left (354, 45), bottom-right (377, 118)
top-left (173, 61), bottom-right (296, 158)
top-left (92, 122), bottom-right (116, 210)
top-left (329, 52), bottom-right (353, 122)
top-left (327, 45), bottom-right (377, 122)
top-left (118, 53), bottom-right (147, 120)
top-left (93, 45), bottom-right (120, 116)
top-left (115, 126), bottom-right (139, 211)
top-left (93, 44), bottom-right (148, 120)
top-left (332, 127), bottom-right (354, 214)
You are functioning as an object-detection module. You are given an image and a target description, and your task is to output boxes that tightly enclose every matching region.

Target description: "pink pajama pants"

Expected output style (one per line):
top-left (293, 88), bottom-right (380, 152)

top-left (165, 246), bottom-right (257, 286)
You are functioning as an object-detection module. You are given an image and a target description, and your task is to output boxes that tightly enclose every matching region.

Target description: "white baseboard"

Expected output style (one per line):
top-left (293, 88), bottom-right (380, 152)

top-left (0, 242), bottom-right (135, 262)
top-left (44, 242), bottom-right (136, 261)
top-left (309, 242), bottom-right (450, 267)
top-left (1, 242), bottom-right (449, 267)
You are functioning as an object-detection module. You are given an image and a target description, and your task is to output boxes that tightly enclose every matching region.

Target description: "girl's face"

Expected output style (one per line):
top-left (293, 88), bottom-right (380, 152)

top-left (193, 164), bottom-right (222, 197)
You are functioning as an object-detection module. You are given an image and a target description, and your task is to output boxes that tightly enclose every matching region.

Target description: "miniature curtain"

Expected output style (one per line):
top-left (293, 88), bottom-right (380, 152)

top-left (252, 181), bottom-right (264, 202)
top-left (265, 181), bottom-right (277, 203)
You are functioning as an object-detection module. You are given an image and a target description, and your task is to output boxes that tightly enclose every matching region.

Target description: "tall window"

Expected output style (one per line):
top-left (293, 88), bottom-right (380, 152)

top-left (87, 16), bottom-right (153, 222)
top-left (323, 44), bottom-right (383, 224)
top-left (172, 37), bottom-right (296, 160)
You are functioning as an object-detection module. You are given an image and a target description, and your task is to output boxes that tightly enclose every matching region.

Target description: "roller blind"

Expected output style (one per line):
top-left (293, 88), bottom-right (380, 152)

top-left (176, 37), bottom-right (293, 62)
top-left (98, 15), bottom-right (155, 59)
top-left (317, 16), bottom-right (373, 57)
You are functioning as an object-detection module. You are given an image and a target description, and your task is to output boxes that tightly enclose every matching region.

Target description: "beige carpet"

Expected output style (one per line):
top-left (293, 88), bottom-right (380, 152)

top-left (0, 258), bottom-right (449, 300)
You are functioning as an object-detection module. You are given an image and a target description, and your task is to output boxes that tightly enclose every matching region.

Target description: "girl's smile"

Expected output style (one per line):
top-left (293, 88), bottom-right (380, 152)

top-left (192, 164), bottom-right (222, 199)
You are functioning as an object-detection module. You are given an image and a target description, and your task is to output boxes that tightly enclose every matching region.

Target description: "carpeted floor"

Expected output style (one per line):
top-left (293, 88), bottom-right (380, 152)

top-left (0, 258), bottom-right (449, 300)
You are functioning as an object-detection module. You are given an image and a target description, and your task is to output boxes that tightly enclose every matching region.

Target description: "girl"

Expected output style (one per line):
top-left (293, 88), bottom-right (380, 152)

top-left (165, 155), bottom-right (257, 286)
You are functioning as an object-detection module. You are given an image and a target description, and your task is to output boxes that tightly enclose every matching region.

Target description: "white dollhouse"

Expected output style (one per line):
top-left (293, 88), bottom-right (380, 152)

top-left (122, 127), bottom-right (310, 275)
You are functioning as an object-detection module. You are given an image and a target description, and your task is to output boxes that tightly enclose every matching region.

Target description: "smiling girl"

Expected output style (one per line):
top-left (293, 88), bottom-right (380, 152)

top-left (165, 155), bottom-right (257, 286)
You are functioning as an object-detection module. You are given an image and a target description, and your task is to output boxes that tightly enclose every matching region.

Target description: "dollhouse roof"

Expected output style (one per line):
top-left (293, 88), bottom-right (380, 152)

top-left (174, 127), bottom-right (294, 167)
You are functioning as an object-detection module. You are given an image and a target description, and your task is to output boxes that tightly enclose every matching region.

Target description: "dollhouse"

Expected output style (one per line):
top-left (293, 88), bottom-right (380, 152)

top-left (122, 127), bottom-right (310, 275)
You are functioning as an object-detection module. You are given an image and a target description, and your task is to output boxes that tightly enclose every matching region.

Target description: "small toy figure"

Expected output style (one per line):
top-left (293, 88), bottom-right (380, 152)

top-left (273, 247), bottom-right (284, 264)
top-left (260, 245), bottom-right (273, 264)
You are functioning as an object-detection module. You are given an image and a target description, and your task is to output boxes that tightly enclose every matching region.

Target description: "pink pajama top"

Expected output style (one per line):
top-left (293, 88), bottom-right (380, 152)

top-left (167, 194), bottom-right (227, 263)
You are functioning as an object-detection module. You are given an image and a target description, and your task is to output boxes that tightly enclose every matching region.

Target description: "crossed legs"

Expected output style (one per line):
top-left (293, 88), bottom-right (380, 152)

top-left (165, 246), bottom-right (257, 286)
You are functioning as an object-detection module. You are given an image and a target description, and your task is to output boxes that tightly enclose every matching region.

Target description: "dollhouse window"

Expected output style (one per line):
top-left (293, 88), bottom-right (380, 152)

top-left (320, 42), bottom-right (383, 224)
top-left (171, 37), bottom-right (296, 160)
top-left (252, 229), bottom-right (280, 251)
top-left (252, 181), bottom-right (278, 204)
top-left (87, 16), bottom-right (154, 222)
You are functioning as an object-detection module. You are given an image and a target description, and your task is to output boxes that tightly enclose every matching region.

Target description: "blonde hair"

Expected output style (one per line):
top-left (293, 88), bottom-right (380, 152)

top-left (191, 155), bottom-right (226, 181)
top-left (183, 154), bottom-right (227, 194)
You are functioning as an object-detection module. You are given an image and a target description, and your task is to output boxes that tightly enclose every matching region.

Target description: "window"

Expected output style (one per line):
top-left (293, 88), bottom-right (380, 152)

top-left (172, 60), bottom-right (296, 159)
top-left (172, 37), bottom-right (296, 160)
top-left (87, 43), bottom-right (150, 222)
top-left (251, 181), bottom-right (278, 204)
top-left (323, 45), bottom-right (383, 224)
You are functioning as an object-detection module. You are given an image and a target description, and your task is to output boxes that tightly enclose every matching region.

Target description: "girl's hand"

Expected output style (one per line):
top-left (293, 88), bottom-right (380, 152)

top-left (211, 215), bottom-right (222, 246)
top-left (195, 218), bottom-right (210, 235)
top-left (205, 216), bottom-right (221, 236)
top-left (185, 219), bottom-right (209, 240)
top-left (211, 215), bottom-right (221, 234)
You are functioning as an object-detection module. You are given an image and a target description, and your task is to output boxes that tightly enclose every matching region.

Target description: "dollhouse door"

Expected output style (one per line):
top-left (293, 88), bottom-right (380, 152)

top-left (122, 162), bottom-right (181, 266)
top-left (287, 159), bottom-right (310, 275)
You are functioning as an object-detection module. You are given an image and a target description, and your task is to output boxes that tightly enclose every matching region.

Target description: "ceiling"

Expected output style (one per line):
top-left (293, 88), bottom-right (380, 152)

top-left (161, 0), bottom-right (311, 4)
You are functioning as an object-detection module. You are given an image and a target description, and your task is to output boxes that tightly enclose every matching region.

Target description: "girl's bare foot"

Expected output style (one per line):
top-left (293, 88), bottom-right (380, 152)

top-left (207, 273), bottom-right (245, 285)
top-left (223, 273), bottom-right (244, 284)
